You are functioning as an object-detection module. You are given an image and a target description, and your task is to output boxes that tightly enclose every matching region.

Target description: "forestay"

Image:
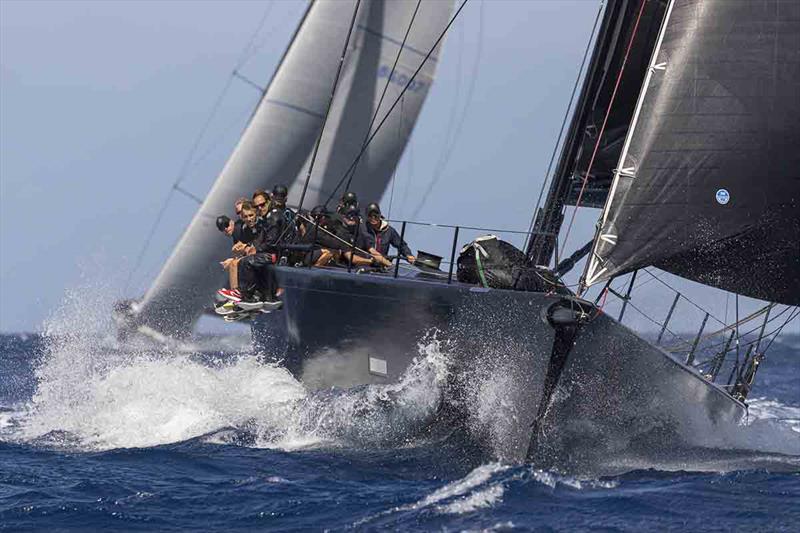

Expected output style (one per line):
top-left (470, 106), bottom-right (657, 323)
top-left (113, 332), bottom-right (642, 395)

top-left (585, 0), bottom-right (800, 305)
top-left (136, 0), bottom-right (454, 336)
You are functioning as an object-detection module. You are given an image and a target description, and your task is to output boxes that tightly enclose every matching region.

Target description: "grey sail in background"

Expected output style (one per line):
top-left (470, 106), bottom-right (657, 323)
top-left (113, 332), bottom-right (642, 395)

top-left (293, 0), bottom-right (453, 204)
top-left (585, 0), bottom-right (800, 305)
top-left (135, 0), bottom-right (453, 336)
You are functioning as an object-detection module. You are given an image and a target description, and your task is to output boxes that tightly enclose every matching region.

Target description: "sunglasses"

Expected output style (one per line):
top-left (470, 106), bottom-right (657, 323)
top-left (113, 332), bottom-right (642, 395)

top-left (254, 203), bottom-right (268, 209)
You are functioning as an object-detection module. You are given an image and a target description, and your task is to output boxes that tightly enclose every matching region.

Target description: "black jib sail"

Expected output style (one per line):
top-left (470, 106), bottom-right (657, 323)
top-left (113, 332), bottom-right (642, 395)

top-left (585, 0), bottom-right (800, 305)
top-left (527, 0), bottom-right (667, 266)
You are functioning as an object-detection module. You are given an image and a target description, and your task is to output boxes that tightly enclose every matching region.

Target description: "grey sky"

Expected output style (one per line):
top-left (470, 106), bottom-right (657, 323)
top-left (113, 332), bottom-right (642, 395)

top-left (1, 0), bottom-right (795, 339)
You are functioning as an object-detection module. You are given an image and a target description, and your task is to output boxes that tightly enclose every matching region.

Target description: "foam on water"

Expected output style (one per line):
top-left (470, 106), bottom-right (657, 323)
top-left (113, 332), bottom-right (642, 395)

top-left (0, 410), bottom-right (12, 430)
top-left (2, 283), bottom-right (450, 452)
top-left (747, 397), bottom-right (800, 434)
top-left (3, 281), bottom-right (797, 474)
top-left (354, 461), bottom-right (621, 526)
top-left (5, 341), bottom-right (450, 452)
top-left (690, 396), bottom-right (800, 459)
top-left (416, 463), bottom-right (510, 512)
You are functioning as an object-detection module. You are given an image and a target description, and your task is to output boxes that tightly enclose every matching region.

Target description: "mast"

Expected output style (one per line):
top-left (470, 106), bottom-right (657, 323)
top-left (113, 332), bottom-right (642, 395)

top-left (527, 0), bottom-right (624, 267)
top-left (527, 0), bottom-right (668, 268)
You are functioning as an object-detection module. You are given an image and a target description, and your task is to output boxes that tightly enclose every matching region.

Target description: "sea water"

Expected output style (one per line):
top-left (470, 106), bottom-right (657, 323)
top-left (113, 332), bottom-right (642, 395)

top-left (1, 291), bottom-right (798, 530)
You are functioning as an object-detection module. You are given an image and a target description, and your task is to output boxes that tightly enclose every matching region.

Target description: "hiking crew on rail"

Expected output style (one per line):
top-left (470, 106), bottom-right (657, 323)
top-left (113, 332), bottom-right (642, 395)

top-left (213, 188), bottom-right (416, 315)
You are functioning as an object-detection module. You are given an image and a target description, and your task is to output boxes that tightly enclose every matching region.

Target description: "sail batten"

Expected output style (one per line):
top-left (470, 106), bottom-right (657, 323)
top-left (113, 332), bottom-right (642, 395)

top-left (585, 0), bottom-right (800, 305)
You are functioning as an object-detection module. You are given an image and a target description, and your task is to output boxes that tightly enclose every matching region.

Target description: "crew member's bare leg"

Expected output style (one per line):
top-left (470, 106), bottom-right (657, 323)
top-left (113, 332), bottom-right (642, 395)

top-left (225, 257), bottom-right (241, 289)
top-left (343, 251), bottom-right (374, 267)
top-left (314, 249), bottom-right (334, 267)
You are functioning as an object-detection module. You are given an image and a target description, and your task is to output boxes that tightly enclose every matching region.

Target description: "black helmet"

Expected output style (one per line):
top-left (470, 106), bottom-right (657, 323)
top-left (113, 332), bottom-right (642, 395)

top-left (265, 208), bottom-right (283, 227)
top-left (366, 202), bottom-right (381, 217)
top-left (311, 205), bottom-right (327, 218)
top-left (216, 215), bottom-right (231, 232)
top-left (272, 184), bottom-right (288, 199)
top-left (341, 191), bottom-right (358, 207)
top-left (344, 205), bottom-right (360, 220)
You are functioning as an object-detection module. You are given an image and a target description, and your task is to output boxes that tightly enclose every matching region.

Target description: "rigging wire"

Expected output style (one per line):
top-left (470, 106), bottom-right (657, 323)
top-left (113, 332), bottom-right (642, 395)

top-left (640, 269), bottom-right (728, 326)
top-left (699, 305), bottom-right (790, 354)
top-left (342, 0), bottom-right (422, 193)
top-left (761, 307), bottom-right (800, 353)
top-left (414, 17), bottom-right (464, 212)
top-left (233, 1), bottom-right (276, 71)
top-left (409, 1), bottom-right (479, 219)
top-left (398, 117), bottom-right (416, 217)
top-left (123, 1), bottom-right (277, 295)
top-left (619, 297), bottom-right (688, 348)
top-left (323, 0), bottom-right (471, 207)
top-left (297, 0), bottom-right (363, 212)
top-left (386, 95), bottom-right (405, 219)
top-left (562, 0), bottom-right (648, 264)
top-left (522, 0), bottom-right (605, 253)
top-left (599, 266), bottom-right (783, 355)
top-left (693, 307), bottom-right (798, 370)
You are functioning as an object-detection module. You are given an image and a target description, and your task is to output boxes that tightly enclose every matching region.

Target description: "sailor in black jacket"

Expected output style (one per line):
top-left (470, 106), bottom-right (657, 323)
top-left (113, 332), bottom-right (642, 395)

top-left (236, 208), bottom-right (286, 305)
top-left (359, 203), bottom-right (415, 268)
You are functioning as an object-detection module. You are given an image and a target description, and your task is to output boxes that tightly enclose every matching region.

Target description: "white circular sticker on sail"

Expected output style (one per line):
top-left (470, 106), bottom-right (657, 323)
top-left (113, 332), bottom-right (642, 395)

top-left (715, 188), bottom-right (730, 205)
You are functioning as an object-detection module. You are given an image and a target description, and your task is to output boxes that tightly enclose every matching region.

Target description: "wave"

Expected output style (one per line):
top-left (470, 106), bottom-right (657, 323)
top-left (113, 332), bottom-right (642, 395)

top-left (2, 282), bottom-right (797, 476)
top-left (2, 314), bottom-right (450, 452)
top-left (350, 461), bottom-right (620, 527)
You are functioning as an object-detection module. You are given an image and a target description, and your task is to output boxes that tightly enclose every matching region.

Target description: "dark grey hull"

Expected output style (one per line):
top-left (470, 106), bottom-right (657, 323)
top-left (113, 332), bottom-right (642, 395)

top-left (252, 266), bottom-right (745, 469)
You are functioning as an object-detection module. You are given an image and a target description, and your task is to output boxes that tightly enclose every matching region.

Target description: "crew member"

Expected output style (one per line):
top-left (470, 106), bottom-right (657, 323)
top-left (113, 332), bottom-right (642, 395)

top-left (233, 197), bottom-right (248, 241)
top-left (360, 203), bottom-right (415, 267)
top-left (216, 215), bottom-right (236, 243)
top-left (336, 191), bottom-right (358, 215)
top-left (341, 205), bottom-right (373, 267)
top-left (253, 189), bottom-right (271, 223)
top-left (270, 184), bottom-right (297, 240)
top-left (236, 207), bottom-right (286, 307)
top-left (298, 206), bottom-right (340, 267)
top-left (234, 197), bottom-right (248, 219)
top-left (217, 201), bottom-right (260, 300)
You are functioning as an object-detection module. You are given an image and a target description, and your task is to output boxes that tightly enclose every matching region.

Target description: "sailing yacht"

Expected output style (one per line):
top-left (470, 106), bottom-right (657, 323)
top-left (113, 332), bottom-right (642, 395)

top-left (122, 0), bottom-right (799, 468)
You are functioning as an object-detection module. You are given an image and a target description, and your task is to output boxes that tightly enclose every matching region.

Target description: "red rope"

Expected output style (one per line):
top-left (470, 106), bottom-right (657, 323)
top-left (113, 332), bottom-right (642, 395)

top-left (599, 286), bottom-right (610, 310)
top-left (560, 0), bottom-right (649, 255)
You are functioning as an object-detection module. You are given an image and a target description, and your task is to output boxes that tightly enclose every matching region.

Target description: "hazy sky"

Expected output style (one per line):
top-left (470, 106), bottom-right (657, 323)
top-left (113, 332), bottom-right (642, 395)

top-left (1, 0), bottom-right (796, 339)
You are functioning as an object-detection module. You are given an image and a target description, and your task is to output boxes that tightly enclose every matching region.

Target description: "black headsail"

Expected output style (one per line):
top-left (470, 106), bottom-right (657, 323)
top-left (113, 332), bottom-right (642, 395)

top-left (583, 0), bottom-right (800, 305)
top-left (527, 0), bottom-right (668, 267)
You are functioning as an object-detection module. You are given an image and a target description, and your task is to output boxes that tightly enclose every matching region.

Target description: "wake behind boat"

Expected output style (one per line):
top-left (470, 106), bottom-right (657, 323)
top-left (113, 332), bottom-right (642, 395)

top-left (117, 0), bottom-right (799, 471)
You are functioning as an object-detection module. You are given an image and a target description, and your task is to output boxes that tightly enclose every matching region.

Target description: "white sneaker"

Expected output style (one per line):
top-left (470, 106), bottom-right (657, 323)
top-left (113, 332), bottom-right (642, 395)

top-left (237, 300), bottom-right (265, 312)
top-left (262, 300), bottom-right (283, 311)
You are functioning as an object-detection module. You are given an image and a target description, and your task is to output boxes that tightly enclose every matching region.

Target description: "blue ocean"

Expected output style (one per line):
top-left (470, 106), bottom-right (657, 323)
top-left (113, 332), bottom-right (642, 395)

top-left (1, 296), bottom-right (798, 531)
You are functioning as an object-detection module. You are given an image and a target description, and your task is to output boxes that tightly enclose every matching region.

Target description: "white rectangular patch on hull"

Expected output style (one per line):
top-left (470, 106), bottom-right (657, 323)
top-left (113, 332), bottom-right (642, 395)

top-left (369, 357), bottom-right (388, 377)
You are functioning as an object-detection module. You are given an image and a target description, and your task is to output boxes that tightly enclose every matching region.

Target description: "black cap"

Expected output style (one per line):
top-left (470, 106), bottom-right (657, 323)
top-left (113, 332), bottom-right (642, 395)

top-left (272, 184), bottom-right (288, 198)
top-left (216, 215), bottom-right (231, 232)
top-left (341, 191), bottom-right (358, 206)
top-left (366, 202), bottom-right (381, 217)
top-left (311, 205), bottom-right (328, 218)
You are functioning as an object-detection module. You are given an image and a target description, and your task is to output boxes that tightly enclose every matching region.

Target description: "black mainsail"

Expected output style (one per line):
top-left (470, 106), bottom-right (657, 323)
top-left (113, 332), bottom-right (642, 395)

top-left (584, 0), bottom-right (800, 305)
